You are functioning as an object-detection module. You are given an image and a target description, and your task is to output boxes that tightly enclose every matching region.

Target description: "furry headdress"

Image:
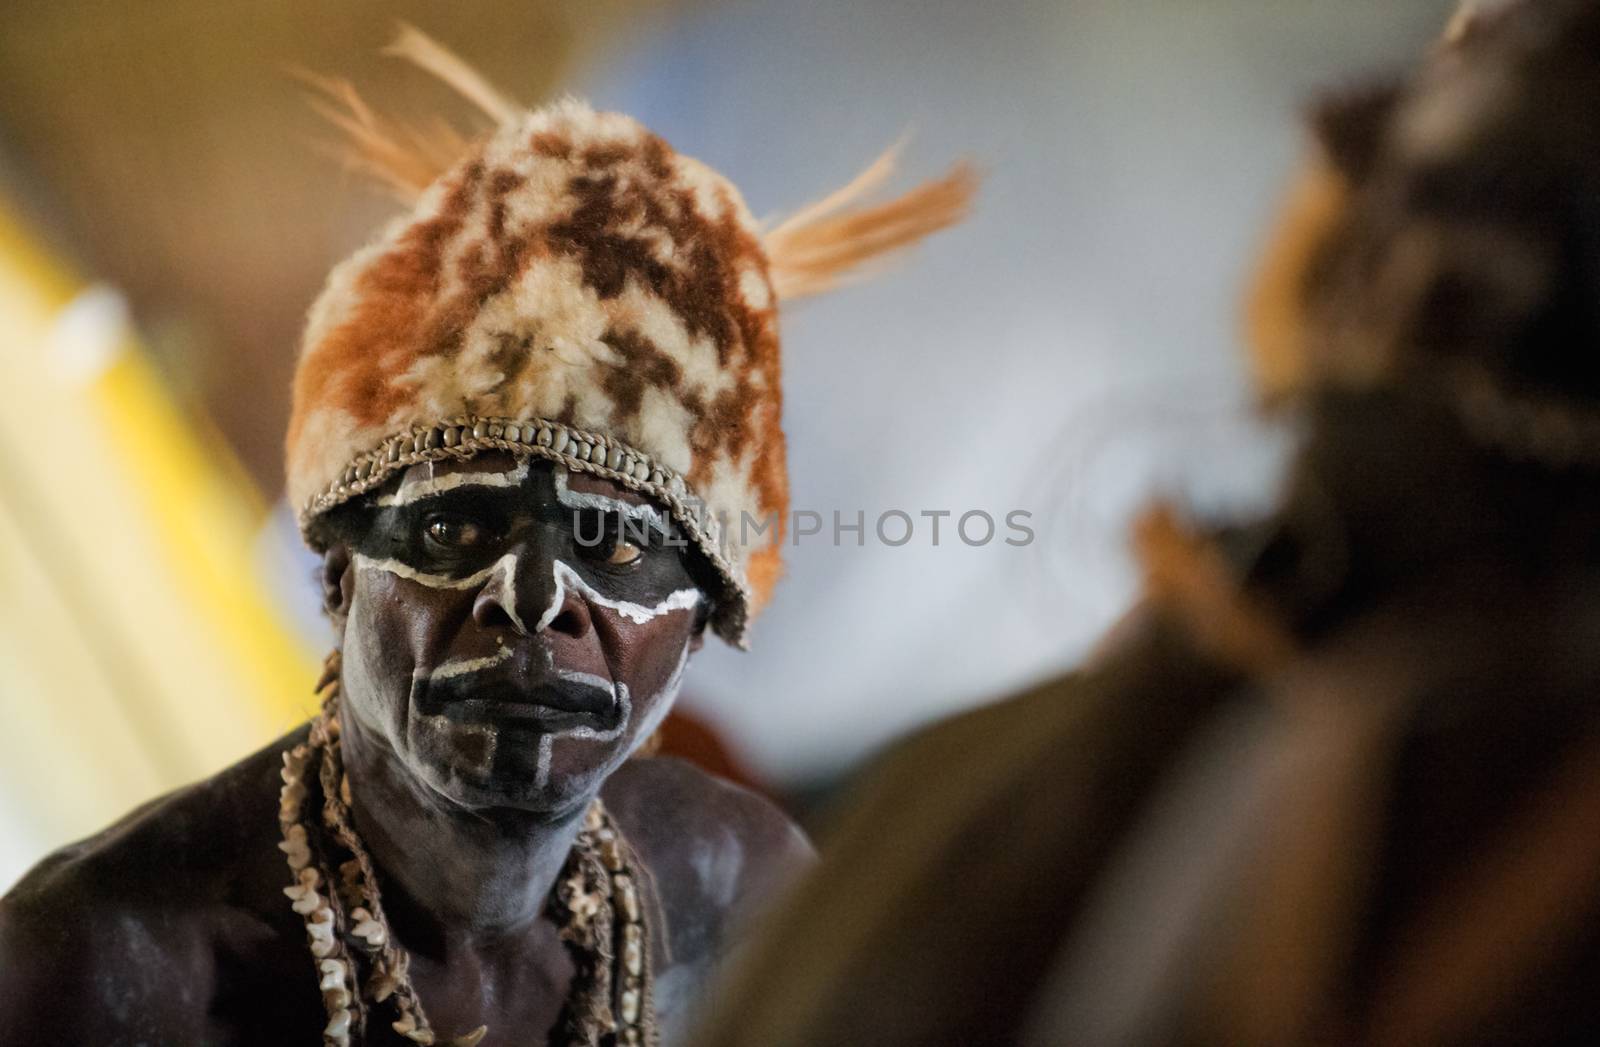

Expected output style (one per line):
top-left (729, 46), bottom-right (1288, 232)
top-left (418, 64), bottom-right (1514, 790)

top-left (286, 27), bottom-right (976, 646)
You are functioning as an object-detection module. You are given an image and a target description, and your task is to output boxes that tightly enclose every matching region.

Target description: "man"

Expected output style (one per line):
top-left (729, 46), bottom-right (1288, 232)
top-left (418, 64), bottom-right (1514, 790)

top-left (0, 31), bottom-right (973, 1046)
top-left (699, 2), bottom-right (1600, 1044)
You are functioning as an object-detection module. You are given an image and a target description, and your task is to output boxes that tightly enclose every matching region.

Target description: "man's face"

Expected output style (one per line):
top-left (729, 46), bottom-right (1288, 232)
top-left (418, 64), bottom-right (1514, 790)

top-left (328, 453), bottom-right (705, 815)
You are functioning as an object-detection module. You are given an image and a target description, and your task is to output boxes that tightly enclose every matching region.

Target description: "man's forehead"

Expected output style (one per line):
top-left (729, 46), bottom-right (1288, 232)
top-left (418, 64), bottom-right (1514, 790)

top-left (389, 453), bottom-right (653, 508)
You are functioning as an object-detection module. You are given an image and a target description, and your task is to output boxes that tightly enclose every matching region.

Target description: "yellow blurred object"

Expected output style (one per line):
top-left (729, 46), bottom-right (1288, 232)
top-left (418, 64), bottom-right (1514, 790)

top-left (0, 202), bottom-right (318, 884)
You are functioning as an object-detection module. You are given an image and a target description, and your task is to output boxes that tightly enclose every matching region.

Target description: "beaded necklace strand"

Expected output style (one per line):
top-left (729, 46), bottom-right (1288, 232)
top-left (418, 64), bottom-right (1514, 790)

top-left (277, 661), bottom-right (657, 1046)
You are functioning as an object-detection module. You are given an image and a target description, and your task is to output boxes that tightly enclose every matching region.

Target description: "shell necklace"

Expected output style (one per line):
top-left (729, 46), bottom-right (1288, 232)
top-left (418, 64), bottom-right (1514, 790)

top-left (277, 665), bottom-right (657, 1047)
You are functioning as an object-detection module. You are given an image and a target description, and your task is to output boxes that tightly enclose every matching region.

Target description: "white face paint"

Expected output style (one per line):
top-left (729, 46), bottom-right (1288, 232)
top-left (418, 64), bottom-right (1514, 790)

top-left (353, 552), bottom-right (518, 592)
top-left (355, 545), bottom-right (700, 637)
top-left (426, 642), bottom-right (513, 683)
top-left (376, 459), bottom-right (530, 507)
top-left (409, 643), bottom-right (517, 778)
top-left (357, 463), bottom-right (702, 633)
top-left (355, 552), bottom-right (538, 635)
top-left (531, 679), bottom-right (629, 790)
top-left (628, 642), bottom-right (690, 745)
top-left (535, 560), bottom-right (702, 630)
top-left (523, 555), bottom-right (696, 789)
top-left (530, 643), bottom-right (691, 789)
top-left (340, 568), bottom-right (506, 781)
top-left (343, 467), bottom-right (701, 806)
top-left (339, 582), bottom-right (388, 736)
top-left (552, 467), bottom-right (672, 534)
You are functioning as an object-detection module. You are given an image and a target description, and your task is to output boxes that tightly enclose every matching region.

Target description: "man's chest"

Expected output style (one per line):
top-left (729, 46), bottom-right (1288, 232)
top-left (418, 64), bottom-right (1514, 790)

top-left (204, 917), bottom-right (713, 1046)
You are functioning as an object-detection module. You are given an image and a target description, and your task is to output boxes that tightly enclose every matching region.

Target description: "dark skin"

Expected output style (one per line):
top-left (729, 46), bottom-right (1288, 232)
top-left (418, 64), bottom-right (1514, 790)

top-left (0, 454), bottom-right (812, 1045)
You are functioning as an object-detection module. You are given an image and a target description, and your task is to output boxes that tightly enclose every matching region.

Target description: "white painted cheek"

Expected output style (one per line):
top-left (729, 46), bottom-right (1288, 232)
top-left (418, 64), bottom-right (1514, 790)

top-left (338, 585), bottom-right (400, 739)
top-left (630, 643), bottom-right (690, 748)
top-left (536, 560), bottom-right (703, 630)
top-left (356, 552), bottom-right (538, 640)
top-left (350, 556), bottom-right (508, 780)
top-left (352, 552), bottom-right (518, 592)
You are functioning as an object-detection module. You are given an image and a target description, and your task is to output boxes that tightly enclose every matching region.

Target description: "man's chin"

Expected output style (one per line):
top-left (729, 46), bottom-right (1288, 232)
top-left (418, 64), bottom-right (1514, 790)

top-left (404, 715), bottom-right (625, 814)
top-left (414, 746), bottom-right (609, 814)
top-left (431, 775), bottom-right (581, 816)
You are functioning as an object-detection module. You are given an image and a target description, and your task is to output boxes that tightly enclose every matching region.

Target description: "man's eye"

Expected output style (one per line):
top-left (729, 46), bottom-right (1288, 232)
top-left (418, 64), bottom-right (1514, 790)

top-left (424, 515), bottom-right (486, 549)
top-left (605, 539), bottom-right (642, 566)
top-left (577, 514), bottom-right (644, 566)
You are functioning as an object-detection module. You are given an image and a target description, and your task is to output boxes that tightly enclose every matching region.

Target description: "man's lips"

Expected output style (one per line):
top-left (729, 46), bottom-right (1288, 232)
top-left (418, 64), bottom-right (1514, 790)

top-left (419, 669), bottom-right (620, 732)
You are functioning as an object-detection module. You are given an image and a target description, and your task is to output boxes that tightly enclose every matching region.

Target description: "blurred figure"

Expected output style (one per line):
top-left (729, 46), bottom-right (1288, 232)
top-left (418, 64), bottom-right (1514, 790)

top-left (699, 2), bottom-right (1600, 1044)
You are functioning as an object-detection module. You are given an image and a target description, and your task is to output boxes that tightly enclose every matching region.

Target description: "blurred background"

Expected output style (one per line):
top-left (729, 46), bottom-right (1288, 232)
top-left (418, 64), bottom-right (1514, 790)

top-left (0, 0), bottom-right (1456, 888)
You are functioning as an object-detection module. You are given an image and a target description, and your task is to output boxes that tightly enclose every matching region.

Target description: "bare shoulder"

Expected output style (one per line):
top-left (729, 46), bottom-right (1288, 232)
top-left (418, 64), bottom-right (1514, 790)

top-left (0, 731), bottom-right (304, 1041)
top-left (601, 756), bottom-right (814, 962)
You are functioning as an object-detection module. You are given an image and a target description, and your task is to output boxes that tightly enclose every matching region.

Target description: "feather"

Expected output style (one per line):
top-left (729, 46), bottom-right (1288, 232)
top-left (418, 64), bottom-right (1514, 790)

top-left (299, 30), bottom-right (977, 295)
top-left (763, 144), bottom-right (979, 301)
top-left (765, 137), bottom-right (905, 245)
top-left (384, 22), bottom-right (519, 125)
top-left (294, 67), bottom-right (469, 202)
top-left (295, 25), bottom-right (517, 203)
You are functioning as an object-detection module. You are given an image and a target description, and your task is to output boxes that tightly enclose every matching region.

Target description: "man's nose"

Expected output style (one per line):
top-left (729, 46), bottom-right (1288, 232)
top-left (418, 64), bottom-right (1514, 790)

top-left (470, 542), bottom-right (592, 638)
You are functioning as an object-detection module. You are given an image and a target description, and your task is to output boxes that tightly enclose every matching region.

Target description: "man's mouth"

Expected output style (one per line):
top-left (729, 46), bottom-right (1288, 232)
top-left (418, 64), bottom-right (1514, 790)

top-left (420, 672), bottom-right (621, 733)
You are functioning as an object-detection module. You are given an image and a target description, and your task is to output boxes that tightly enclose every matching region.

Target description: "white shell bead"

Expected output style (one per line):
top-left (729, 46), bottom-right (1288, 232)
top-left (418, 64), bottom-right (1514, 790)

top-left (353, 919), bottom-right (386, 945)
top-left (620, 987), bottom-right (640, 1024)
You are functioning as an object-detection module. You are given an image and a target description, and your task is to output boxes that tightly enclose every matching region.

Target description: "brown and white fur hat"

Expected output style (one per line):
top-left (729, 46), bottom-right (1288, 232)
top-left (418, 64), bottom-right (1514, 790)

top-left (286, 29), bottom-right (975, 646)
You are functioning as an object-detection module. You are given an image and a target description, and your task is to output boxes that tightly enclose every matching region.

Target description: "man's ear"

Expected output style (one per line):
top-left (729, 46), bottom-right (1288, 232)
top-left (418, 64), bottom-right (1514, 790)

top-left (321, 544), bottom-right (355, 625)
top-left (688, 599), bottom-right (710, 654)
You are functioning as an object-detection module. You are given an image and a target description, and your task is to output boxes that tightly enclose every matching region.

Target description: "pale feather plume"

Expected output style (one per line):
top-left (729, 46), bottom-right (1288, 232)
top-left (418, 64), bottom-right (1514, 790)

top-left (383, 22), bottom-right (520, 125)
top-left (762, 145), bottom-right (979, 301)
top-left (296, 24), bottom-right (516, 203)
top-left (294, 67), bottom-right (469, 202)
top-left (301, 26), bottom-right (979, 288)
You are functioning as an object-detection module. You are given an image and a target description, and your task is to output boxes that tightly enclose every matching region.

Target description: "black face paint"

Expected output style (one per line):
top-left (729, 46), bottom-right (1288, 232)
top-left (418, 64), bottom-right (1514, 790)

top-left (356, 461), bottom-right (695, 610)
top-left (336, 454), bottom-right (705, 815)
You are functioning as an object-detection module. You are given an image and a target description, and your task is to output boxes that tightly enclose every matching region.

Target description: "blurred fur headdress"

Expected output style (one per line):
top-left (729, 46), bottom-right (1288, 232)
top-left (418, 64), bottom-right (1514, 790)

top-left (286, 26), bottom-right (976, 646)
top-left (1246, 0), bottom-right (1600, 454)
